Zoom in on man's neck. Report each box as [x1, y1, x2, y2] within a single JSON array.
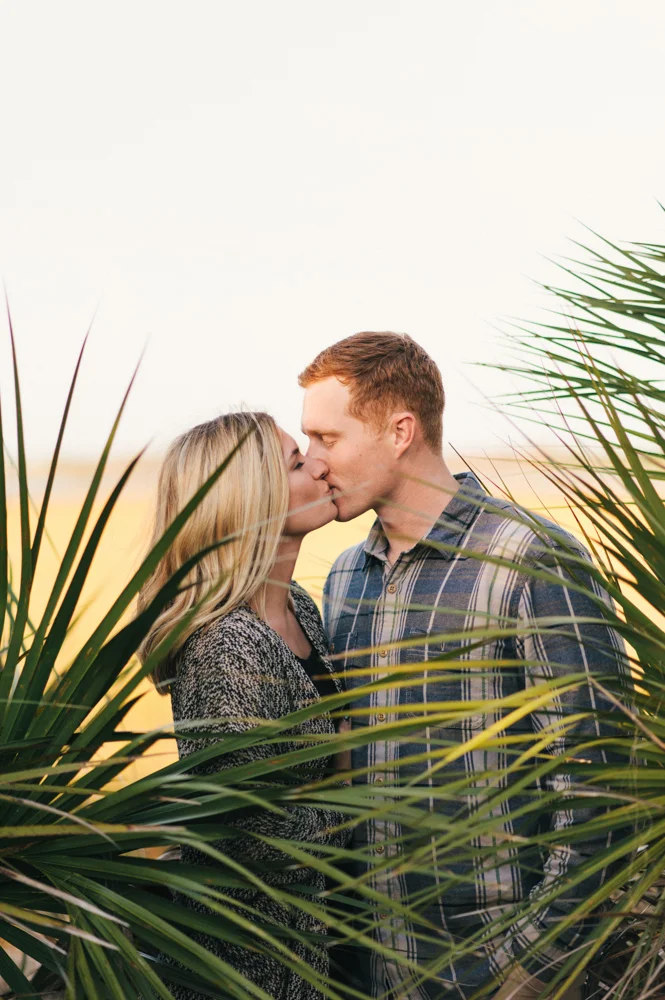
[[376, 456, 460, 567]]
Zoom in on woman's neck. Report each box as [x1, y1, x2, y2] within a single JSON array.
[[262, 535, 302, 622]]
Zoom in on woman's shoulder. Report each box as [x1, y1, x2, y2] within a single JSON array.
[[171, 606, 288, 718], [180, 604, 272, 667]]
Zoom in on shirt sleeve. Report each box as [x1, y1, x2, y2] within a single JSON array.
[[508, 542, 631, 982]]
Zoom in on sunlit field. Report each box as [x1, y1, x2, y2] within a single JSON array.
[[6, 452, 602, 785]]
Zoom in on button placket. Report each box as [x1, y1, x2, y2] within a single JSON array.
[[369, 566, 402, 865]]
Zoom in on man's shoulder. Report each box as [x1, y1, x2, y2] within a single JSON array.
[[475, 491, 589, 563]]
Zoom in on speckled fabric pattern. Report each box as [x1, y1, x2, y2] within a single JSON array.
[[161, 582, 351, 1000]]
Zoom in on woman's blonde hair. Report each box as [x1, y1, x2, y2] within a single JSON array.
[[136, 411, 289, 692]]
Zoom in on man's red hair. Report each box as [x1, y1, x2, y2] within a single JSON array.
[[298, 331, 444, 451]]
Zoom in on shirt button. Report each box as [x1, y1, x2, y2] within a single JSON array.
[[387, 583, 397, 593], [375, 844, 385, 854], [379, 649, 388, 657], [377, 712, 386, 722]]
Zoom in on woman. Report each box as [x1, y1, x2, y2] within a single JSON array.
[[137, 411, 352, 1000]]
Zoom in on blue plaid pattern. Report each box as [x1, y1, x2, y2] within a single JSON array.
[[324, 472, 627, 998]]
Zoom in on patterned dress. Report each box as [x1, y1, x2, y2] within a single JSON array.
[[163, 583, 351, 1000]]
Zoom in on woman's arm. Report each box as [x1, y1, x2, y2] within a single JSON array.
[[175, 631, 351, 848]]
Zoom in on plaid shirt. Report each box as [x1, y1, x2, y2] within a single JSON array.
[[323, 472, 627, 999]]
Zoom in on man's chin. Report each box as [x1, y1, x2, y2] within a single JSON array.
[[329, 500, 342, 522], [332, 498, 367, 523]]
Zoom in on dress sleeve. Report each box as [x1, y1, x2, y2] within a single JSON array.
[[175, 631, 351, 850]]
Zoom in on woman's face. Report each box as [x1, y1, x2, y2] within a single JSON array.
[[279, 428, 336, 537]]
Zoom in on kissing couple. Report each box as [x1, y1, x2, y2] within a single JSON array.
[[138, 331, 624, 1000]]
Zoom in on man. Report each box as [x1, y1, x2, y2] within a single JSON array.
[[299, 332, 627, 1000]]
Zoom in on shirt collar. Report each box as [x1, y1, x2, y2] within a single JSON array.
[[362, 471, 487, 568]]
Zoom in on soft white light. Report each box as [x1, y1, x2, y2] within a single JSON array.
[[1, 0, 664, 460]]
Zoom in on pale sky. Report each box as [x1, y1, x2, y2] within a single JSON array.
[[1, 0, 665, 462]]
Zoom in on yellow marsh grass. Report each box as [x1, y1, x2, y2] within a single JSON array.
[[7, 453, 644, 789], [6, 476, 373, 785]]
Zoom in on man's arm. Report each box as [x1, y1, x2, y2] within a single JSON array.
[[508, 542, 630, 983], [322, 565, 333, 636]]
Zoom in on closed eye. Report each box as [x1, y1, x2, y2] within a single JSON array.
[[290, 445, 305, 471]]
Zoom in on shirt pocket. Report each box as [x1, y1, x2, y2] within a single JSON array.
[[400, 627, 485, 732]]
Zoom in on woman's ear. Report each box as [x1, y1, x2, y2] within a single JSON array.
[[392, 412, 416, 458]]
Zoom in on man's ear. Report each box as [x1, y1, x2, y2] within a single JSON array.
[[392, 412, 416, 458]]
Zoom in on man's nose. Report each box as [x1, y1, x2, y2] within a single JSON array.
[[305, 439, 324, 463], [309, 457, 330, 480]]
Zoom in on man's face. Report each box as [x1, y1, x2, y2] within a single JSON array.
[[302, 377, 395, 521]]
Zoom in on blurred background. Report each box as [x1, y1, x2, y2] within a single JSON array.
[[3, 0, 665, 780]]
